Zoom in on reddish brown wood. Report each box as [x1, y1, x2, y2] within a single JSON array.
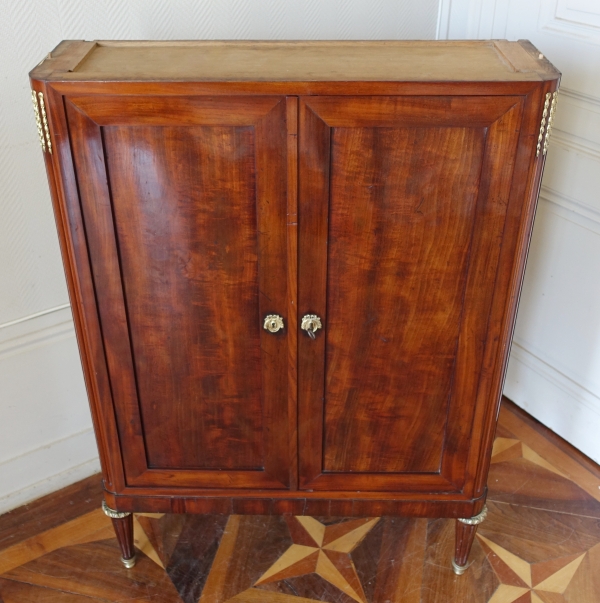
[[108, 124, 263, 472], [48, 79, 542, 97], [110, 514, 135, 563], [5, 399, 600, 602], [297, 95, 526, 494], [322, 124, 483, 475], [42, 83, 126, 494], [301, 94, 523, 127], [286, 96, 299, 492], [63, 95, 291, 490], [297, 98, 330, 487], [65, 99, 146, 483], [0, 474, 103, 552], [440, 101, 525, 491], [468, 85, 551, 498], [63, 94, 282, 126], [29, 40, 560, 574], [105, 492, 484, 518], [106, 486, 484, 503], [255, 98, 291, 488], [454, 521, 479, 569]]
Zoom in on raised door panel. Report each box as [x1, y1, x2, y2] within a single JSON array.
[[64, 95, 291, 489], [298, 95, 526, 492]]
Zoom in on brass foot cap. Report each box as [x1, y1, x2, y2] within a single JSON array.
[[452, 559, 468, 575], [121, 554, 137, 569]]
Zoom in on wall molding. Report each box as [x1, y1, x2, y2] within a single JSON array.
[[0, 303, 71, 331], [436, 0, 480, 39], [0, 304, 75, 361], [540, 0, 600, 45], [555, 0, 600, 29], [539, 186, 600, 236], [552, 86, 600, 160], [505, 341, 600, 463], [436, 0, 508, 40], [510, 340, 600, 417], [436, 0, 453, 39], [560, 86, 600, 110], [552, 130, 600, 162]]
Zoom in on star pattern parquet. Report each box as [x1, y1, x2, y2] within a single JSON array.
[[255, 516, 379, 602], [0, 400, 599, 603]]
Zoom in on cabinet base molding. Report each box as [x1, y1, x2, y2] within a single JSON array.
[[103, 490, 488, 519]]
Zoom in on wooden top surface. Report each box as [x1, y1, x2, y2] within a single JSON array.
[[31, 40, 559, 82]]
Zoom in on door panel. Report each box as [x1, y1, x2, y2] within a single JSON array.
[[324, 126, 484, 474], [105, 125, 262, 471], [65, 96, 291, 489], [298, 96, 524, 492]]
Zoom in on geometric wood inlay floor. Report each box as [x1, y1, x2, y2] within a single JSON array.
[[0, 399, 599, 602]]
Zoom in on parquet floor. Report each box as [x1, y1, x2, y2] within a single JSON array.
[[0, 400, 599, 603]]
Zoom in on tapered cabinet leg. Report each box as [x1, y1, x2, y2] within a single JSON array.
[[102, 501, 137, 568], [452, 505, 488, 575]]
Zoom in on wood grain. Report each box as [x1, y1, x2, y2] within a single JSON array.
[[495, 402, 600, 505], [43, 82, 127, 493], [66, 99, 147, 482], [323, 125, 484, 474], [298, 95, 528, 495], [286, 97, 299, 492], [0, 510, 113, 575], [3, 541, 183, 602], [0, 474, 102, 552], [29, 43, 560, 576], [47, 79, 542, 98], [2, 401, 599, 602], [297, 99, 330, 488], [65, 95, 291, 489], [106, 123, 263, 471], [0, 578, 108, 603], [110, 513, 135, 562], [467, 84, 546, 500]]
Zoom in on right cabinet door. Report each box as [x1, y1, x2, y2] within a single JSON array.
[[298, 94, 530, 493]]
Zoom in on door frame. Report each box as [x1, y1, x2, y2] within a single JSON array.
[[296, 93, 543, 494], [57, 92, 297, 490]]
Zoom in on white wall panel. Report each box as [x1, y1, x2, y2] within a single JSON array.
[[514, 199, 600, 399], [439, 0, 600, 463], [0, 0, 440, 511], [0, 307, 99, 514]]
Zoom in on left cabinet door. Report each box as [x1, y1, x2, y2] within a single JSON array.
[[63, 95, 292, 489]]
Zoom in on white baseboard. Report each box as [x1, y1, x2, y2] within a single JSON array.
[[0, 428, 100, 514], [504, 342, 600, 465]]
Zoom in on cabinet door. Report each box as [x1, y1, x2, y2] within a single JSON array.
[[65, 95, 292, 489], [298, 95, 527, 492]]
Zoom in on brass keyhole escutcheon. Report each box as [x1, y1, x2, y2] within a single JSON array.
[[301, 314, 322, 339], [264, 314, 284, 333]]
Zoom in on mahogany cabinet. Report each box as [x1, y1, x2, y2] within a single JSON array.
[[30, 40, 560, 573]]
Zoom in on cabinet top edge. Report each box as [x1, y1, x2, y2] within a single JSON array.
[[30, 39, 560, 83]]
